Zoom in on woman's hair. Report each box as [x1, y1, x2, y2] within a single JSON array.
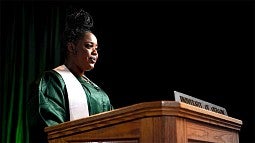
[[63, 8, 94, 46]]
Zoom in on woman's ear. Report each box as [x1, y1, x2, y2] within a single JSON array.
[[67, 42, 77, 55]]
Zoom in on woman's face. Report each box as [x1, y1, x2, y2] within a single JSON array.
[[73, 32, 98, 72]]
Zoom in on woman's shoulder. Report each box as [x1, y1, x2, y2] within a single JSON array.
[[39, 69, 65, 87], [42, 69, 61, 78]]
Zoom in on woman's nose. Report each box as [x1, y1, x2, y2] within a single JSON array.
[[91, 48, 98, 55]]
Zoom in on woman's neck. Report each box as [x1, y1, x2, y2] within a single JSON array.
[[64, 60, 84, 77]]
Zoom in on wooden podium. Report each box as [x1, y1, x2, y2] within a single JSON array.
[[45, 101, 242, 143]]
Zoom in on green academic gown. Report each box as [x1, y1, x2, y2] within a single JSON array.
[[26, 70, 113, 143]]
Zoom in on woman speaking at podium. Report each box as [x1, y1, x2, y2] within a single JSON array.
[[26, 8, 114, 143]]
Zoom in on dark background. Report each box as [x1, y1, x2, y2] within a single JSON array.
[[1, 0, 254, 142]]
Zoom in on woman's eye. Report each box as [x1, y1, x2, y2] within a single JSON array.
[[84, 43, 98, 51], [85, 44, 92, 48]]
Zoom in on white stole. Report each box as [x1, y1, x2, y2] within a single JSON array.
[[53, 65, 89, 121]]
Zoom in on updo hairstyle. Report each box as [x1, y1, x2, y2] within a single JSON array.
[[63, 8, 94, 46]]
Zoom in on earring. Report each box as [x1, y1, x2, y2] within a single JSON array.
[[72, 47, 77, 55]]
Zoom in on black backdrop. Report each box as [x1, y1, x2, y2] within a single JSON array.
[[1, 0, 254, 142]]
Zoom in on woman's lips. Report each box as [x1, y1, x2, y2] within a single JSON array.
[[89, 57, 97, 63]]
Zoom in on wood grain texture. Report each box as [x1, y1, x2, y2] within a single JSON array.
[[45, 101, 242, 143]]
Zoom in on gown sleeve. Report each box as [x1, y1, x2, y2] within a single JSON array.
[[38, 70, 69, 126], [26, 70, 69, 143]]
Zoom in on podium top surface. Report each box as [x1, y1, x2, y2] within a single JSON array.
[[45, 100, 242, 134]]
